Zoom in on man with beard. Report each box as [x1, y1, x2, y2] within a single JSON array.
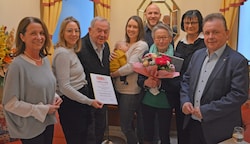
[[144, 3, 162, 48]]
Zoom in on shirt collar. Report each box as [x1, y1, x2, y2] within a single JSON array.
[[145, 24, 151, 32], [206, 44, 226, 58], [180, 32, 204, 44], [89, 37, 105, 52]]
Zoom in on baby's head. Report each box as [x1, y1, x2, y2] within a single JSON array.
[[115, 41, 129, 52]]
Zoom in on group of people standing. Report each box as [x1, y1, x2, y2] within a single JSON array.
[[1, 3, 249, 144]]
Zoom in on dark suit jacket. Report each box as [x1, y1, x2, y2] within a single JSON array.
[[77, 33, 110, 99], [180, 45, 249, 144]]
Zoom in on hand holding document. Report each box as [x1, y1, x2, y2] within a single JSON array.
[[90, 73, 118, 105]]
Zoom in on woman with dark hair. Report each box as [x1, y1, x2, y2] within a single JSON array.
[[111, 15, 148, 144], [177, 9, 204, 74], [173, 9, 205, 144], [2, 17, 62, 144]]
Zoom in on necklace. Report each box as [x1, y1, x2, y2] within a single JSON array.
[[24, 52, 42, 62]]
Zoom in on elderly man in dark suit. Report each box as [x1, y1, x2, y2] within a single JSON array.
[[180, 13, 249, 144], [77, 16, 110, 144]]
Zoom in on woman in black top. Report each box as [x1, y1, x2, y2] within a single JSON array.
[[174, 9, 205, 144]]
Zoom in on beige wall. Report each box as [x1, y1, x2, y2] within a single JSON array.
[[0, 0, 40, 33], [1, 0, 221, 48], [109, 0, 221, 48]]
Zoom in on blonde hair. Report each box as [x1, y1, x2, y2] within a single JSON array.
[[55, 16, 82, 52]]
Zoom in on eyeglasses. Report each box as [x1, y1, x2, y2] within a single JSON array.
[[184, 22, 199, 25], [65, 29, 80, 33], [155, 37, 170, 41]]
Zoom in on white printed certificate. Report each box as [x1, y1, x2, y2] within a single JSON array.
[[90, 73, 118, 105]]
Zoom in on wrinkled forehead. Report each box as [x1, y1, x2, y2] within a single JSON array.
[[92, 20, 110, 30]]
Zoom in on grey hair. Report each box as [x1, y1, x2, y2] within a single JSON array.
[[151, 23, 173, 39], [90, 16, 110, 29]]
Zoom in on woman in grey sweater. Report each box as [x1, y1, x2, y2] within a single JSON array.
[[2, 17, 62, 144], [52, 16, 103, 144]]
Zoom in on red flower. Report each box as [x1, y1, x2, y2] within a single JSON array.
[[161, 55, 171, 62], [155, 55, 171, 66], [155, 57, 167, 66]]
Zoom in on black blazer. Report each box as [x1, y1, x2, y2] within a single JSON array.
[[77, 33, 110, 99]]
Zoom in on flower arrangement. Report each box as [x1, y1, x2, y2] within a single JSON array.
[[133, 53, 179, 79], [0, 25, 15, 86], [141, 53, 175, 72], [133, 53, 179, 95]]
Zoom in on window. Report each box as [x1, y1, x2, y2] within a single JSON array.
[[238, 0, 250, 64], [52, 0, 94, 44]]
